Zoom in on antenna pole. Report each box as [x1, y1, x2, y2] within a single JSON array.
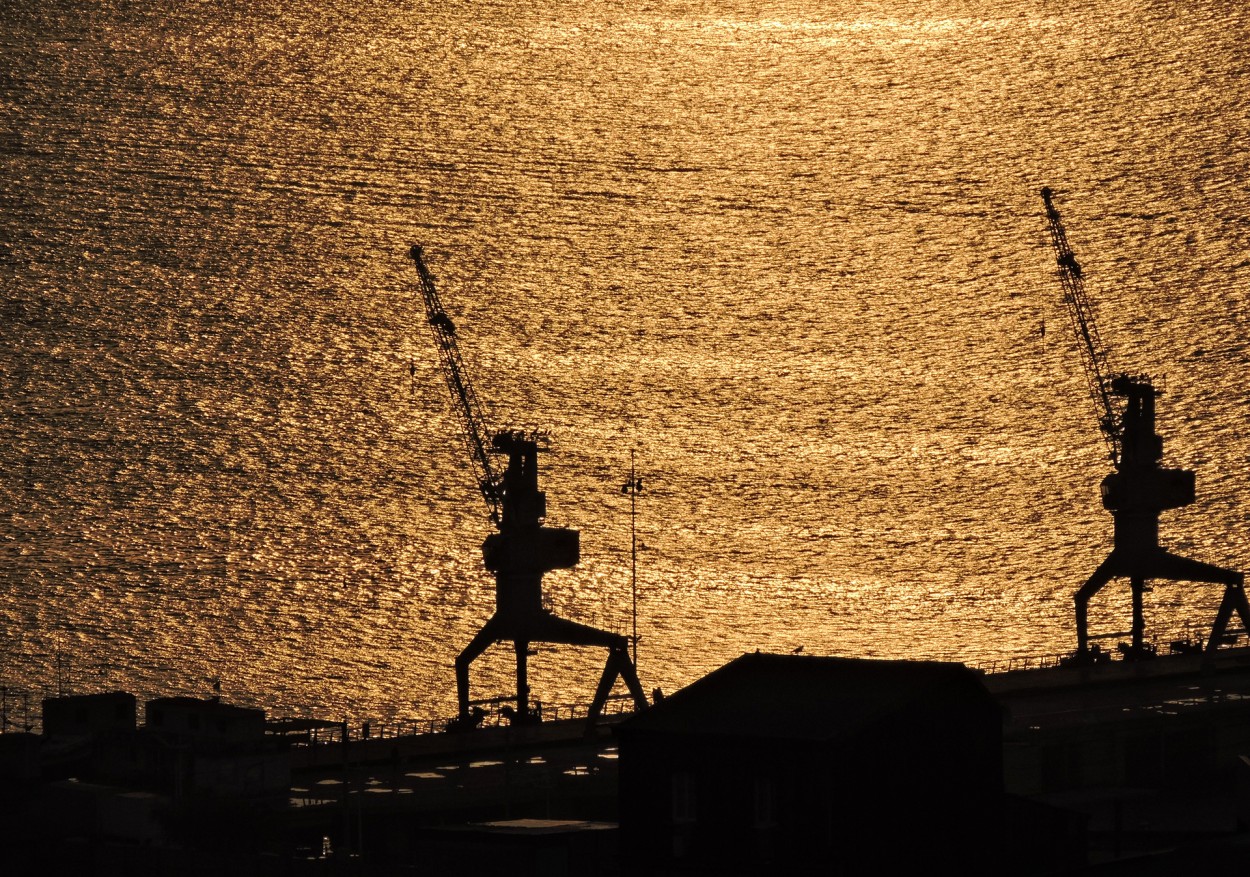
[[622, 449, 643, 666], [631, 451, 637, 666]]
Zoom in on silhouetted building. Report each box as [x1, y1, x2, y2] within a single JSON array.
[[38, 691, 139, 781], [145, 695, 265, 744], [34, 692, 288, 802], [616, 653, 1006, 875], [42, 691, 136, 738], [990, 659, 1250, 796], [134, 696, 286, 799]]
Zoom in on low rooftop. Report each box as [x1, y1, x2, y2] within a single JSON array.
[[618, 651, 995, 742]]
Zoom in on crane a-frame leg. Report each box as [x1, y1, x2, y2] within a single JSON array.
[[1075, 548, 1247, 660], [1204, 579, 1250, 660], [451, 610, 649, 731], [531, 613, 649, 721], [587, 644, 649, 723], [1075, 556, 1118, 655], [453, 615, 506, 725]]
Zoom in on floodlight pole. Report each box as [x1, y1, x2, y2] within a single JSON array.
[[622, 449, 643, 666]]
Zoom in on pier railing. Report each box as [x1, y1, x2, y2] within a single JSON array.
[[973, 653, 1069, 675], [271, 691, 641, 747], [9, 630, 1245, 740], [972, 627, 1239, 675], [278, 632, 1239, 748]]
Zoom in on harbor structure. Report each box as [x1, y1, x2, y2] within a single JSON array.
[[410, 246, 649, 729], [1039, 188, 1250, 660], [7, 645, 1250, 873]]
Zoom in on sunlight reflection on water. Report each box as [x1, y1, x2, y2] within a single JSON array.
[[1, 0, 1248, 722]]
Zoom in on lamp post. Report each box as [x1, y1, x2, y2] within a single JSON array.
[[621, 449, 643, 666]]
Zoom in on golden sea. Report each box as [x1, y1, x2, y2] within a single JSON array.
[[1, 0, 1248, 723]]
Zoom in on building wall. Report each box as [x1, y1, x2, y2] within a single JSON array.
[[620, 700, 1004, 875], [42, 692, 136, 738], [145, 698, 265, 745], [1003, 701, 1250, 796]]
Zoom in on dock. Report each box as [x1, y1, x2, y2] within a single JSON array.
[[6, 648, 1250, 874]]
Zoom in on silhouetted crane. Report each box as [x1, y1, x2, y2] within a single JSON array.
[[1041, 188, 1250, 662], [410, 245, 648, 728]]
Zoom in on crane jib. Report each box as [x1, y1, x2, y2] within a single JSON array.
[[409, 245, 503, 523], [1040, 189, 1122, 464]]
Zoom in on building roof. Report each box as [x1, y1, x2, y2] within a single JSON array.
[[618, 652, 994, 743], [42, 690, 136, 708], [146, 696, 263, 719]]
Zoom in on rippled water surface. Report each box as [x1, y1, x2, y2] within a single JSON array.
[[2, 0, 1249, 722]]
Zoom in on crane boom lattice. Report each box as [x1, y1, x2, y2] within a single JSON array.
[[1041, 187, 1121, 462], [410, 245, 502, 523]]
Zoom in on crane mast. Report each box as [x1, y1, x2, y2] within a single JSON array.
[[1039, 188, 1249, 663]]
